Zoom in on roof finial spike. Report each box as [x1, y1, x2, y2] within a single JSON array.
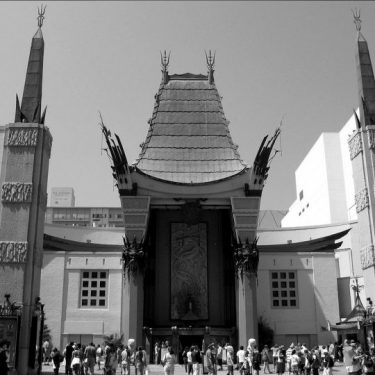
[[205, 50, 216, 84], [352, 8, 361, 32], [160, 50, 170, 72], [37, 4, 46, 28], [160, 50, 170, 84]]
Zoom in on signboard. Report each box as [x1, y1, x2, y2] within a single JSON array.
[[0, 316, 20, 369]]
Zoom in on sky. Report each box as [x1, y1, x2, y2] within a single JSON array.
[[1, 1, 375, 210]]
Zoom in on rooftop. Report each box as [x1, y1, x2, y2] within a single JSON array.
[[134, 73, 248, 184]]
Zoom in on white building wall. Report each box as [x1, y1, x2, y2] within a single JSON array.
[[40, 250, 123, 349], [282, 134, 333, 227], [282, 111, 359, 228], [257, 252, 339, 347]]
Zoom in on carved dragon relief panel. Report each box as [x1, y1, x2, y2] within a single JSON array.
[[348, 133, 362, 160], [0, 242, 28, 263], [170, 223, 208, 320], [1, 183, 33, 203], [360, 245, 375, 270], [7, 128, 38, 147], [355, 187, 369, 213]]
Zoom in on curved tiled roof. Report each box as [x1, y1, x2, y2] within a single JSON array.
[[134, 73, 248, 184]]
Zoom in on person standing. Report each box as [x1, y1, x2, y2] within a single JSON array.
[[163, 346, 177, 375], [251, 345, 261, 375], [216, 344, 223, 371], [121, 345, 131, 375], [225, 345, 234, 375], [0, 340, 9, 375], [271, 345, 279, 373], [237, 346, 246, 375], [187, 346, 194, 375], [276, 346, 286, 375], [191, 346, 202, 375], [96, 345, 103, 370], [206, 344, 216, 375], [65, 342, 74, 375]]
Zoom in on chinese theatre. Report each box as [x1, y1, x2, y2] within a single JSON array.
[[101, 51, 280, 350]]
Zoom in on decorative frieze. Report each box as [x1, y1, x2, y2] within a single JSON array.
[[1, 183, 33, 203], [360, 245, 375, 270], [0, 242, 28, 263], [355, 187, 369, 213], [348, 133, 362, 160], [368, 129, 375, 149], [7, 128, 38, 146]]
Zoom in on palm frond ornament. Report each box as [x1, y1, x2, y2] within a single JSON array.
[[122, 236, 145, 282], [233, 237, 259, 281]]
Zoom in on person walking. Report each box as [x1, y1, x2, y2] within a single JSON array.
[[182, 347, 189, 373], [84, 342, 96, 375], [71, 345, 82, 375], [51, 347, 63, 375], [121, 345, 131, 375], [206, 344, 216, 375], [262, 345, 272, 374], [163, 346, 177, 375], [135, 346, 147, 375]]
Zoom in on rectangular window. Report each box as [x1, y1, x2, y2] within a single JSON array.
[[80, 270, 108, 309], [270, 271, 298, 308]]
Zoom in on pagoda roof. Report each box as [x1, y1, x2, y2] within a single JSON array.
[[134, 73, 248, 184]]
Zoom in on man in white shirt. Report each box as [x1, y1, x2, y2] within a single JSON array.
[[237, 346, 246, 375]]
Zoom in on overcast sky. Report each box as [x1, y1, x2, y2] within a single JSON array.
[[1, 1, 375, 210]]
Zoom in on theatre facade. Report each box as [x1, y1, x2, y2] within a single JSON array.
[[40, 52, 348, 351]]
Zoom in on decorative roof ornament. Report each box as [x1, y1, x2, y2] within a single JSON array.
[[352, 8, 362, 32], [37, 4, 46, 28], [160, 50, 170, 84], [205, 50, 216, 84]]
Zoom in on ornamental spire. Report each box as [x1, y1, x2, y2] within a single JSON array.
[[37, 4, 46, 28], [160, 50, 170, 84], [353, 10, 375, 125], [15, 6, 46, 124], [205, 50, 215, 84]]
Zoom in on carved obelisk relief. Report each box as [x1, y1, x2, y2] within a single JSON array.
[[349, 11, 375, 300], [0, 7, 52, 375]]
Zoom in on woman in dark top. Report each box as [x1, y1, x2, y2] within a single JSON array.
[[0, 340, 10, 375]]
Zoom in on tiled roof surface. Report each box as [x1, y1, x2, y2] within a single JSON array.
[[135, 75, 247, 184]]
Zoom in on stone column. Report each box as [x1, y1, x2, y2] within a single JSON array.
[[122, 272, 144, 345], [0, 123, 52, 375], [237, 273, 258, 347]]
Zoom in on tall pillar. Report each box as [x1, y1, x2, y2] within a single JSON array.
[[0, 122, 52, 375], [231, 197, 260, 347], [122, 272, 144, 345], [120, 196, 150, 345]]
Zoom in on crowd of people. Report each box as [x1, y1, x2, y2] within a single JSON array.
[[5, 337, 373, 375]]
